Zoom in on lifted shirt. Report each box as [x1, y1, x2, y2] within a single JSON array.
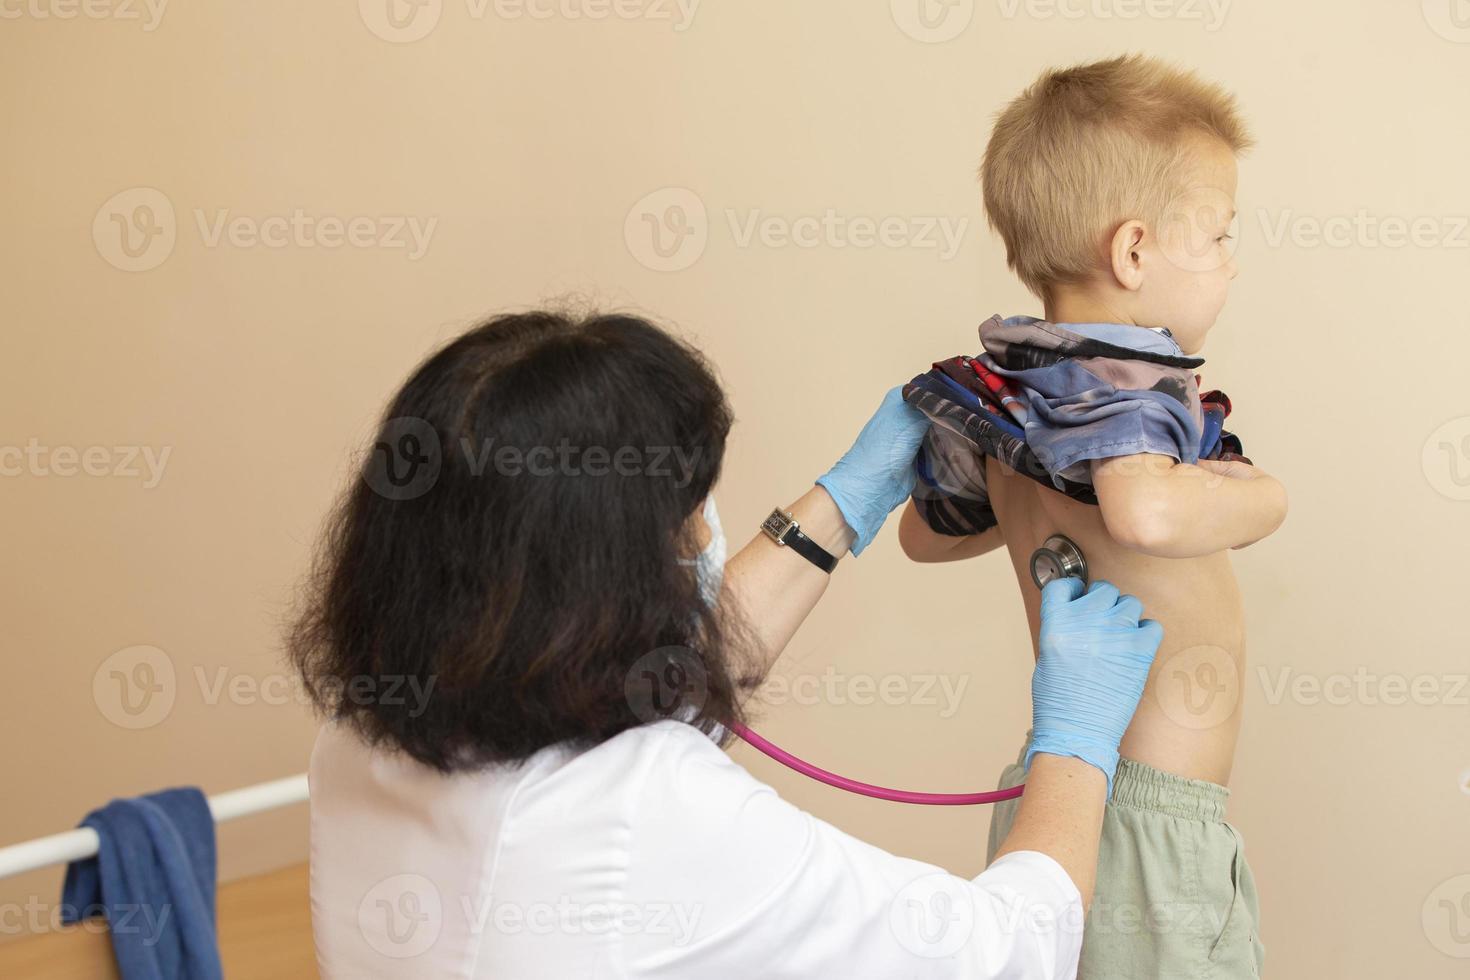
[[903, 315, 1248, 537]]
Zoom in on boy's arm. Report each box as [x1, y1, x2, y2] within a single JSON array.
[[1091, 453, 1288, 558], [897, 498, 1006, 562]]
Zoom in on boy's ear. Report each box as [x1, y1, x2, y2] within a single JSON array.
[[1108, 220, 1147, 292]]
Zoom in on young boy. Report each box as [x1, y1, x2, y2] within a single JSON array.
[[899, 55, 1287, 977]]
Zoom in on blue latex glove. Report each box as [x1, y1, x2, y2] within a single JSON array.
[[1025, 577, 1164, 799], [815, 386, 929, 557]]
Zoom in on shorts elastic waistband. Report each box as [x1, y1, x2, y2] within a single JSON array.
[[1018, 729, 1228, 822]]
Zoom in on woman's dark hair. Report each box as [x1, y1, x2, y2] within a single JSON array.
[[289, 309, 756, 771]]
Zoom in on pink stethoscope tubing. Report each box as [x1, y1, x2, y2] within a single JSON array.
[[725, 539, 1096, 805], [731, 723, 1023, 806]]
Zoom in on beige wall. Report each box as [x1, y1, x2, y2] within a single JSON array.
[[2, 2, 1468, 976]]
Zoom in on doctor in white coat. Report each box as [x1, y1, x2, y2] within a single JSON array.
[[292, 309, 1162, 978]]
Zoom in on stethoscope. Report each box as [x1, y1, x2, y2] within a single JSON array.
[[731, 535, 1088, 805]]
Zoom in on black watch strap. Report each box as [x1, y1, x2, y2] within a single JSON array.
[[761, 508, 839, 573]]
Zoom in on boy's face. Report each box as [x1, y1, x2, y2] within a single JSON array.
[[1139, 137, 1239, 355]]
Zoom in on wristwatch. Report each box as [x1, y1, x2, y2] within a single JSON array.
[[760, 507, 839, 573]]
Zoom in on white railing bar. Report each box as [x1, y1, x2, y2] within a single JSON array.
[[0, 773, 308, 881]]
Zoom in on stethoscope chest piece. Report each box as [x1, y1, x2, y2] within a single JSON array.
[[1029, 534, 1088, 589]]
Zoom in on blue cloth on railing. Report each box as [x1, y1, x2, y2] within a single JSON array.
[[60, 787, 223, 980]]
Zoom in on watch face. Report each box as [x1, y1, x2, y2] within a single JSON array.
[[761, 510, 792, 541]]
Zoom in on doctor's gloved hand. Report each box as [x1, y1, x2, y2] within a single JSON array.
[[815, 386, 928, 557], [1025, 577, 1164, 799]]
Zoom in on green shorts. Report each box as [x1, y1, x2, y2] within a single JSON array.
[[986, 731, 1266, 979]]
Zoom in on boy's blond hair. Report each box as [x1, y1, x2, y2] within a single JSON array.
[[980, 54, 1253, 300]]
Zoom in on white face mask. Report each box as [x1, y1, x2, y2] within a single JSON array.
[[677, 495, 726, 607]]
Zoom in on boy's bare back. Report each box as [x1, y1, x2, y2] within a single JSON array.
[[986, 454, 1245, 785]]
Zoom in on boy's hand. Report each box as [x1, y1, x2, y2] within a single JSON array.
[[897, 499, 1006, 562], [1195, 459, 1288, 549], [1196, 458, 1263, 481], [1094, 452, 1288, 557]]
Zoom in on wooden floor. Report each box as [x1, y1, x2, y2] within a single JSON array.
[[0, 863, 317, 979]]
